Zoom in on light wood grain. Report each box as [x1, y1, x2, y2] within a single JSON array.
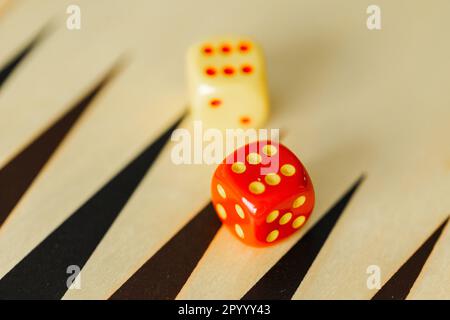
[[0, 0, 58, 68], [0, 0, 124, 168], [62, 0, 364, 299], [0, 0, 195, 293], [179, 0, 450, 299], [291, 1, 450, 299], [0, 0, 449, 299], [63, 117, 216, 299], [0, 0, 10, 16], [0, 52, 185, 281]]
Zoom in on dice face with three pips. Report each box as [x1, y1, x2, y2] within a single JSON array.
[[187, 36, 269, 129], [211, 141, 315, 246]]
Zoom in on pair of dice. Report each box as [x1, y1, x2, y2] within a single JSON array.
[[187, 36, 314, 246]]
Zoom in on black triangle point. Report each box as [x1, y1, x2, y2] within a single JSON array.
[[372, 216, 449, 300], [110, 202, 222, 300], [0, 107, 183, 299], [0, 64, 121, 228], [242, 175, 365, 300], [0, 25, 49, 88]]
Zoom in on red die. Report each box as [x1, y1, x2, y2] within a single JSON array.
[[211, 140, 315, 246]]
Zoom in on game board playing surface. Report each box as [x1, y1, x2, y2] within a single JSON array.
[[0, 0, 449, 300]]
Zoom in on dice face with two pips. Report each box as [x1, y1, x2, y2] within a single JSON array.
[[187, 36, 269, 129], [211, 141, 315, 246]]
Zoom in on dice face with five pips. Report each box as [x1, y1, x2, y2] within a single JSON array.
[[187, 36, 269, 129], [211, 141, 315, 246]]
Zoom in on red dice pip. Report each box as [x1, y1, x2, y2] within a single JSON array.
[[211, 140, 315, 246]]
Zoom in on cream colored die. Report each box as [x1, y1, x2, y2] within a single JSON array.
[[187, 36, 269, 129]]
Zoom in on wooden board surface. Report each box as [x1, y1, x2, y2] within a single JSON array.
[[0, 0, 449, 300]]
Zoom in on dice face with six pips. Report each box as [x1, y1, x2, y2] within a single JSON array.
[[211, 141, 315, 246], [187, 36, 269, 129]]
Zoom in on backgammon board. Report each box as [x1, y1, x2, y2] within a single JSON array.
[[0, 0, 449, 300]]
